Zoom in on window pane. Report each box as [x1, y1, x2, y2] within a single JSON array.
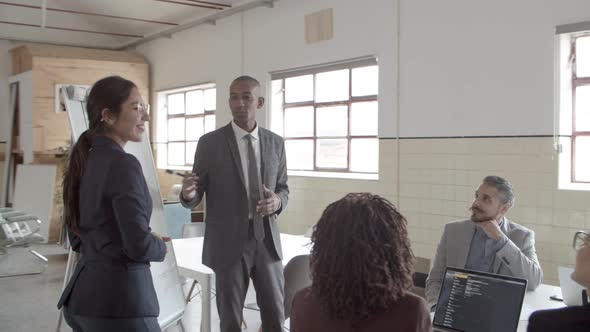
[[168, 93, 185, 115], [186, 118, 204, 141], [352, 65, 378, 96], [186, 141, 198, 165], [350, 101, 378, 136], [186, 90, 204, 115], [575, 85, 590, 132], [204, 89, 216, 111], [316, 139, 347, 169], [574, 136, 590, 182], [315, 69, 349, 102], [156, 143, 167, 169], [350, 138, 378, 173], [577, 36, 590, 78], [271, 80, 284, 136], [284, 106, 314, 137], [168, 118, 185, 141], [285, 140, 314, 170], [316, 105, 347, 137], [205, 115, 216, 133], [285, 75, 313, 103], [168, 142, 185, 166]]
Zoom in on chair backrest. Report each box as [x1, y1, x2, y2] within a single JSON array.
[[284, 254, 312, 319], [411, 256, 431, 298], [163, 202, 191, 239], [0, 208, 44, 247], [182, 222, 206, 238]]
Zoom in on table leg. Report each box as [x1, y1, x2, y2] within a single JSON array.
[[195, 274, 211, 332]]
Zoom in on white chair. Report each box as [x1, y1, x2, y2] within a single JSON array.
[[0, 208, 48, 277], [0, 208, 45, 247]]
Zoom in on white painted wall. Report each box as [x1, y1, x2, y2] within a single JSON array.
[[137, 0, 397, 136], [139, 0, 590, 138], [399, 0, 590, 137]]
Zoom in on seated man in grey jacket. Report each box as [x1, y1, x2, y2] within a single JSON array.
[[425, 175, 542, 309]]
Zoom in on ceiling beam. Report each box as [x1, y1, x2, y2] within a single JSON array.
[[153, 0, 224, 10], [182, 0, 232, 8], [0, 1, 178, 26], [0, 36, 121, 50], [122, 0, 275, 49], [0, 20, 143, 38]]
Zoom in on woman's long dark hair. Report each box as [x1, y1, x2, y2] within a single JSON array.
[[310, 193, 415, 325], [62, 76, 136, 233]]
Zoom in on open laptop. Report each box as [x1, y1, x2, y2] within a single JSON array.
[[558, 266, 586, 306], [432, 267, 527, 332]]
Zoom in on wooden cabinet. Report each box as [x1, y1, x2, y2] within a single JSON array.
[[8, 44, 150, 242], [10, 44, 149, 152]]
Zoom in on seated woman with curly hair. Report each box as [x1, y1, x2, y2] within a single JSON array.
[[290, 193, 432, 332]]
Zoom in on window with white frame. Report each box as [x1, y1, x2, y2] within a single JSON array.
[[556, 24, 590, 190], [155, 84, 216, 169], [270, 58, 379, 176]]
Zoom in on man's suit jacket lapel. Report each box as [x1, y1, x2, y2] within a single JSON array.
[[223, 124, 247, 193], [457, 221, 476, 268]]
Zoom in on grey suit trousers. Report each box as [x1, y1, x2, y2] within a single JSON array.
[[215, 221, 285, 332]]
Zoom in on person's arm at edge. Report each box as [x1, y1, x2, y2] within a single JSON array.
[[272, 139, 289, 215]]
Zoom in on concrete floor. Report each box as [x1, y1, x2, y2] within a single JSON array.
[[0, 244, 269, 332]]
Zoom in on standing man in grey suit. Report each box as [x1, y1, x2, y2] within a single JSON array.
[[180, 75, 289, 332], [425, 175, 542, 309]]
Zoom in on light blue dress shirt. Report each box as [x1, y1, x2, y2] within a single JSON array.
[[464, 217, 509, 273]]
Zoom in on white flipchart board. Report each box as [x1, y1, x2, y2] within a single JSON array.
[[61, 85, 185, 329]]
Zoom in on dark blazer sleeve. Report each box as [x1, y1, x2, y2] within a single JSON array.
[[274, 138, 289, 215], [67, 227, 81, 253], [109, 154, 166, 262], [527, 306, 590, 332]]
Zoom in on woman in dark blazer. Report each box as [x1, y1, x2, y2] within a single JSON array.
[[57, 76, 168, 332], [290, 193, 432, 332], [527, 230, 590, 332]]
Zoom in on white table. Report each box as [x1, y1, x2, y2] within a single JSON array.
[[517, 284, 566, 331], [174, 235, 565, 332], [172, 233, 311, 332]]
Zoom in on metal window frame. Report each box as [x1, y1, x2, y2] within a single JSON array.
[[571, 35, 590, 183], [274, 59, 379, 174], [165, 87, 216, 167]]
